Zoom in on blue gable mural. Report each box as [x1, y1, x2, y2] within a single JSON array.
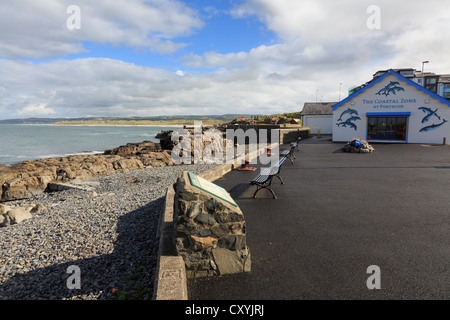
[[376, 81, 405, 96], [336, 108, 360, 131], [418, 107, 448, 132]]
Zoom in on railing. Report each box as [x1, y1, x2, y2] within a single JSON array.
[[309, 127, 321, 138]]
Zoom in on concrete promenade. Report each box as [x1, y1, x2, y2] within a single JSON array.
[[188, 136, 450, 299]]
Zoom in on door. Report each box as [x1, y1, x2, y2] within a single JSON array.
[[367, 116, 408, 141]]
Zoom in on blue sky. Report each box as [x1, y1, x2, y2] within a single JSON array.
[[63, 2, 278, 70], [1, 0, 450, 119]]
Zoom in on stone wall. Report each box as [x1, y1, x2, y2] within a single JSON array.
[[279, 128, 309, 144], [173, 171, 251, 279]]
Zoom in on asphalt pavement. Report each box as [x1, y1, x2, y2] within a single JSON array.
[[188, 136, 450, 300]]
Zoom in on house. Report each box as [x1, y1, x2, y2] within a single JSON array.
[[301, 102, 337, 134], [332, 69, 450, 144]]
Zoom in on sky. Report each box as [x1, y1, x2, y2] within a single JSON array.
[[1, 0, 450, 120]]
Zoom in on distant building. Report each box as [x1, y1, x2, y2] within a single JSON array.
[[301, 102, 337, 134]]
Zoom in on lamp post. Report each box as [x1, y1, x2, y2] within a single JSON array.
[[421, 61, 429, 87], [339, 82, 342, 101]]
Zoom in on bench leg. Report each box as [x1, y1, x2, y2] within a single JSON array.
[[252, 185, 277, 199], [252, 187, 261, 198], [268, 188, 277, 199], [275, 174, 284, 184]]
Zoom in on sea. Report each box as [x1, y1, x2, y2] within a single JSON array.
[[0, 124, 181, 165]]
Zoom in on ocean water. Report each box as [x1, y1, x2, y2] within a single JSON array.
[[0, 124, 180, 165]]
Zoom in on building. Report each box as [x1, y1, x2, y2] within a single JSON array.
[[350, 68, 450, 100], [332, 69, 450, 144], [301, 102, 337, 134]]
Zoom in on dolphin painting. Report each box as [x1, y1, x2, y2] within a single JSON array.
[[376, 82, 405, 96], [336, 119, 357, 131], [418, 107, 441, 123], [346, 116, 361, 122], [419, 119, 448, 132], [338, 108, 358, 121], [391, 86, 405, 94]]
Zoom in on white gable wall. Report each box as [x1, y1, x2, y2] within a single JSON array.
[[333, 73, 450, 144], [302, 115, 333, 134]]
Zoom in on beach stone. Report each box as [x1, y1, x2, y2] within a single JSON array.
[[0, 214, 9, 227], [173, 171, 250, 278], [0, 204, 11, 215], [30, 204, 47, 213], [3, 207, 32, 226]]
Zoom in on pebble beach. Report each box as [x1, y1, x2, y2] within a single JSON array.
[[0, 163, 216, 300]]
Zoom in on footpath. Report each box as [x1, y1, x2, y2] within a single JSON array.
[[187, 137, 450, 299]]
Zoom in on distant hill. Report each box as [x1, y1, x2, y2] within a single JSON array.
[[0, 117, 83, 124], [0, 115, 260, 125]]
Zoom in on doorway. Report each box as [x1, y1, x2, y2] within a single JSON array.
[[367, 116, 408, 141]]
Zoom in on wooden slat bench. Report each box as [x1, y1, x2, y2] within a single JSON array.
[[249, 156, 288, 199]]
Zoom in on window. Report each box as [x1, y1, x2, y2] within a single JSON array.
[[400, 70, 414, 77], [426, 85, 437, 93], [367, 116, 407, 141]]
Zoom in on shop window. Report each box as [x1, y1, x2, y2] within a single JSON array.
[[367, 116, 407, 141]]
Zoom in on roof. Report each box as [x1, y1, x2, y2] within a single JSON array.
[[374, 68, 416, 79], [332, 69, 450, 111], [302, 102, 337, 115]]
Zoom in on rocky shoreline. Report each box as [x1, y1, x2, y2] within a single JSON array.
[[0, 140, 174, 203], [0, 132, 226, 299], [0, 163, 217, 300]]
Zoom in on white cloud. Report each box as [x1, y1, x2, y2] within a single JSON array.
[[14, 103, 57, 117], [2, 1, 450, 120], [0, 57, 309, 119], [0, 0, 203, 59], [181, 0, 450, 104], [227, 0, 450, 71]]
